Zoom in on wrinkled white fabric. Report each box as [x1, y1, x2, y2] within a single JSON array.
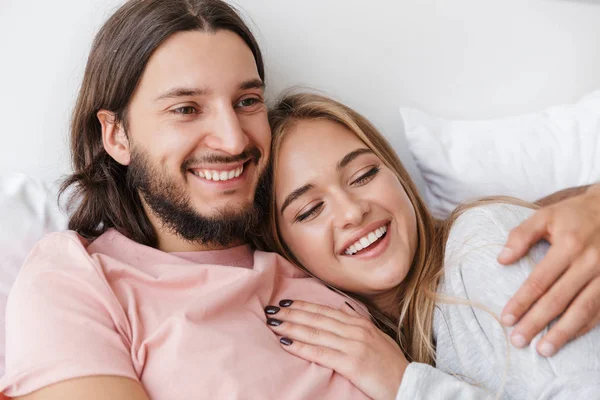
[[396, 204, 600, 399]]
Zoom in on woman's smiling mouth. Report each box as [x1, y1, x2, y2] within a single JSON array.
[[339, 220, 391, 257], [344, 225, 388, 255]]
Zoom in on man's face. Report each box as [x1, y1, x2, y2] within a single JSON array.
[[121, 30, 271, 246]]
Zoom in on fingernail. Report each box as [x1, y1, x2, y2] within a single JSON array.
[[538, 341, 555, 357], [511, 333, 527, 348], [264, 306, 280, 315], [498, 247, 513, 261], [280, 337, 293, 346], [267, 318, 283, 327], [345, 301, 356, 311], [279, 299, 293, 307], [501, 314, 516, 326]]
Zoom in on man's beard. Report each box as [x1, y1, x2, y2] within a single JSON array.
[[126, 148, 269, 247]]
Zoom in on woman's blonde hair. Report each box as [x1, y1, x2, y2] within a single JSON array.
[[264, 92, 536, 368], [266, 92, 442, 364]]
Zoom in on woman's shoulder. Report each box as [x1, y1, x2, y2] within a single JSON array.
[[444, 203, 538, 265], [440, 202, 548, 305], [448, 202, 536, 245], [434, 203, 544, 383]]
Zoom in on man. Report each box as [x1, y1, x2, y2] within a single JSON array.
[[0, 0, 599, 399]]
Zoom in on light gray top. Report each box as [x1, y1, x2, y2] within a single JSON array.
[[395, 204, 600, 399]]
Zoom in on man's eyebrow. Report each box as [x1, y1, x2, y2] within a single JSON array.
[[154, 79, 263, 102], [155, 87, 208, 101], [239, 78, 265, 91], [337, 148, 374, 170], [280, 184, 314, 216]]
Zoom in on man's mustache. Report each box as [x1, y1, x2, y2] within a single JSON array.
[[181, 146, 262, 170]]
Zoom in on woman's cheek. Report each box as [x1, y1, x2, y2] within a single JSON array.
[[296, 229, 328, 276], [288, 230, 313, 262]]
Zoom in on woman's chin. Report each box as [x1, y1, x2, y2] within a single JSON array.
[[366, 271, 410, 295], [350, 278, 405, 299]]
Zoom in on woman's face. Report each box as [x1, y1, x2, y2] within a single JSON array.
[[274, 119, 418, 298]]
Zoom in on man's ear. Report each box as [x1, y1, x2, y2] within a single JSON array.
[[98, 109, 131, 166]]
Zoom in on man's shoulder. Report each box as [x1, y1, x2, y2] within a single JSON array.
[[21, 230, 99, 276], [253, 249, 312, 279], [31, 230, 89, 255]]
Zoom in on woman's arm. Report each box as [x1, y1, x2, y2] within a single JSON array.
[[441, 204, 600, 398], [498, 183, 600, 355], [15, 377, 149, 400], [264, 300, 494, 400], [397, 364, 493, 400]]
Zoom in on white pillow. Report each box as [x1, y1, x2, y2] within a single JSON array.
[[0, 173, 68, 375], [402, 90, 600, 218]]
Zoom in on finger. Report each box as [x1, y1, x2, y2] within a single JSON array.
[[498, 210, 549, 264], [501, 244, 576, 326], [509, 249, 596, 348], [536, 276, 600, 357], [342, 300, 364, 317], [575, 308, 600, 339], [267, 307, 367, 340], [277, 299, 369, 327], [278, 338, 352, 375], [268, 318, 353, 352]]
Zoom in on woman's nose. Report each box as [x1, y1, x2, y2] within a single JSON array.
[[333, 191, 370, 229]]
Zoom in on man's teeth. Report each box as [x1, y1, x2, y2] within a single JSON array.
[[191, 166, 244, 181], [344, 225, 388, 255]]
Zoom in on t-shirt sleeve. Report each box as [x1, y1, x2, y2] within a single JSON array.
[[436, 203, 600, 399], [0, 233, 138, 397], [395, 362, 494, 399]]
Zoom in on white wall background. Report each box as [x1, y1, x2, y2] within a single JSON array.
[[1, 0, 600, 189]]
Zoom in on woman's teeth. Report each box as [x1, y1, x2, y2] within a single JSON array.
[[191, 165, 243, 181], [344, 225, 388, 255]]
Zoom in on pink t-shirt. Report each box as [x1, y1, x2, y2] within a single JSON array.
[[0, 229, 368, 399]]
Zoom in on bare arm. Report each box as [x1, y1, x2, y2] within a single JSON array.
[[534, 185, 591, 207], [14, 376, 149, 400]]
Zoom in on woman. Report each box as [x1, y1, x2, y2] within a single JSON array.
[[262, 93, 600, 399]]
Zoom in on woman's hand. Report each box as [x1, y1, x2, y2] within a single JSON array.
[[264, 299, 408, 400], [499, 183, 600, 356]]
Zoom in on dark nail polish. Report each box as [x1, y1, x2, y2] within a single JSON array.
[[344, 301, 356, 311], [279, 299, 294, 307], [280, 337, 293, 346], [264, 306, 280, 315], [267, 318, 283, 326]]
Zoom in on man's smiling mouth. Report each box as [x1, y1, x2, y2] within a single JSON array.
[[190, 164, 244, 182]]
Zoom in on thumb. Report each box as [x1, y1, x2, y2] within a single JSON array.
[[343, 300, 370, 319], [498, 209, 549, 264]]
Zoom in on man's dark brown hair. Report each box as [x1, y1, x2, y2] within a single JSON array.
[[60, 0, 265, 247]]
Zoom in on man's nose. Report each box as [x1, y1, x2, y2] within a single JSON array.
[[204, 103, 250, 156]]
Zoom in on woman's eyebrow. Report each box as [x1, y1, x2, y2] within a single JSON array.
[[337, 148, 373, 170], [280, 184, 314, 215], [280, 148, 373, 216]]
